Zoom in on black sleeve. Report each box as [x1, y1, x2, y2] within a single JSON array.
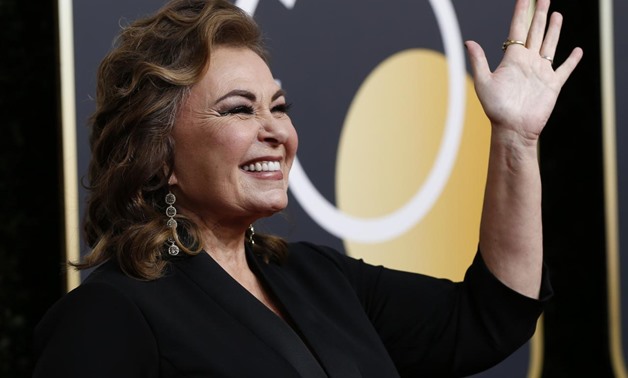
[[33, 282, 159, 378], [306, 243, 552, 377]]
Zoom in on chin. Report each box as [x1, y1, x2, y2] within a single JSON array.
[[265, 191, 288, 208], [266, 200, 288, 213], [250, 197, 288, 217]]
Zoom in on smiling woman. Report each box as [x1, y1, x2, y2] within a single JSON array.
[[33, 0, 582, 376], [169, 47, 298, 238], [71, 1, 292, 278], [167, 46, 299, 284]]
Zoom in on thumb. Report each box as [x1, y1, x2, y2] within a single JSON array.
[[465, 40, 490, 84]]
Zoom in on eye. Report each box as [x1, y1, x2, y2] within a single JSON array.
[[218, 105, 254, 116], [272, 102, 292, 115]]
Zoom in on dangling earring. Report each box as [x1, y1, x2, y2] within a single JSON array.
[[248, 224, 255, 246], [165, 191, 179, 256]]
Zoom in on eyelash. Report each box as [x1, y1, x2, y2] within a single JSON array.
[[218, 103, 292, 116], [273, 103, 292, 114], [219, 105, 254, 116]]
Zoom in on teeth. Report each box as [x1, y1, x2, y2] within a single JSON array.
[[242, 161, 281, 172]]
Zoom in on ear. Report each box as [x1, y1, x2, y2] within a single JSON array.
[[165, 163, 178, 186], [168, 171, 178, 186]]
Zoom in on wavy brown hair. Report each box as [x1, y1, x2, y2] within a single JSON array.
[[75, 0, 287, 280]]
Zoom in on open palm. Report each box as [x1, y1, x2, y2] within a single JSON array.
[[466, 0, 583, 145]]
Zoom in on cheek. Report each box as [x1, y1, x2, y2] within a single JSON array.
[[212, 126, 258, 161], [287, 124, 299, 159]]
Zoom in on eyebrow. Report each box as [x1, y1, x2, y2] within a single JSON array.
[[214, 88, 287, 104]]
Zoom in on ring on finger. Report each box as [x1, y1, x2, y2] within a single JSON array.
[[540, 55, 554, 63], [502, 39, 526, 51]]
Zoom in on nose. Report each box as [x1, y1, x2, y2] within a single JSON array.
[[258, 111, 292, 146]]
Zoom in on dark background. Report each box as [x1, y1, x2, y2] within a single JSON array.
[[0, 0, 616, 377], [0, 0, 64, 377]]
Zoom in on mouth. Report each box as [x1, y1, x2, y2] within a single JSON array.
[[240, 160, 281, 172]]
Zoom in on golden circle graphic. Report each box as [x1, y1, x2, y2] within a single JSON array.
[[338, 49, 489, 280]]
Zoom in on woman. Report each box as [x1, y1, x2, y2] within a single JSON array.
[[34, 0, 582, 376]]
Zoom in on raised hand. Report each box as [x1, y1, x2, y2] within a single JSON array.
[[466, 0, 583, 298], [465, 0, 583, 146]]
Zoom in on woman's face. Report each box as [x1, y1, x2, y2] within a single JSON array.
[[169, 46, 298, 229]]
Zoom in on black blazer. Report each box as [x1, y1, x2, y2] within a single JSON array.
[[33, 242, 551, 377]]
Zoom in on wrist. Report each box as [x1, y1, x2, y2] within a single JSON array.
[[488, 128, 541, 175], [490, 127, 539, 158]]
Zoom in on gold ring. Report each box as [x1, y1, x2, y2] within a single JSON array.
[[502, 39, 526, 51], [541, 55, 554, 63]]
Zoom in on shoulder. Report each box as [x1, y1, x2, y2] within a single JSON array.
[[33, 276, 159, 377], [284, 241, 363, 273], [280, 241, 387, 290], [33, 261, 160, 376], [35, 263, 152, 344], [39, 258, 184, 323]]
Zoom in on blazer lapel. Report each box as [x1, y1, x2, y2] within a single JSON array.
[[173, 251, 327, 378], [250, 249, 364, 378]]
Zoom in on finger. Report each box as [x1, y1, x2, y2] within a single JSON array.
[[508, 0, 533, 42], [465, 41, 491, 84], [526, 0, 551, 51], [554, 47, 584, 86], [539, 12, 563, 63]]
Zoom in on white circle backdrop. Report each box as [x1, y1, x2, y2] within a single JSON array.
[[242, 0, 466, 243]]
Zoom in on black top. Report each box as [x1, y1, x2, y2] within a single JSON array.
[[33, 242, 551, 377]]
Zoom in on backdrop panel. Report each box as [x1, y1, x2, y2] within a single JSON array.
[[613, 0, 628, 373]]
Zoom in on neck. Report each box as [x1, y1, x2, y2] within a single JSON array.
[[195, 221, 249, 272]]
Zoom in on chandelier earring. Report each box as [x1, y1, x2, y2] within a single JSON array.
[[165, 191, 179, 256], [248, 224, 255, 246]]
